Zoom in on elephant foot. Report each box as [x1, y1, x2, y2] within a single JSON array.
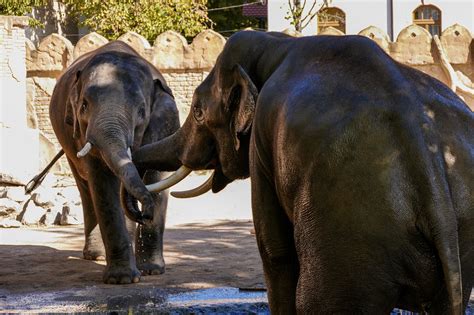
[[103, 263, 141, 284], [83, 244, 106, 261], [138, 261, 165, 275], [137, 255, 165, 275]]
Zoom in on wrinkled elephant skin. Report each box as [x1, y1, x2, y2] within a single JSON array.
[[49, 41, 180, 284], [133, 32, 473, 314]]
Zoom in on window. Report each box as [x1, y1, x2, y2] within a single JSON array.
[[317, 7, 346, 34], [413, 5, 442, 36]]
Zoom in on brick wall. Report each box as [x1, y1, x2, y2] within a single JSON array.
[[163, 71, 210, 124]]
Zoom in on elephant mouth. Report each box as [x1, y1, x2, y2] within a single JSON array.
[[143, 148, 232, 199], [165, 166, 230, 198], [167, 159, 231, 198]]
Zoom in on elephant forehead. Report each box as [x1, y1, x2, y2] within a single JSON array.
[[88, 62, 144, 87], [89, 63, 121, 85]]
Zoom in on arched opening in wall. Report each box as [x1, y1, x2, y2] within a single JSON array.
[[413, 4, 442, 36], [317, 7, 346, 34]]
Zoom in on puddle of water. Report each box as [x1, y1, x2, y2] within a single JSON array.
[[2, 287, 472, 314], [160, 287, 270, 314], [166, 287, 267, 305]]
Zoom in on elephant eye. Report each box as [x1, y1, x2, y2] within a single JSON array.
[[193, 104, 204, 123], [80, 101, 88, 113]]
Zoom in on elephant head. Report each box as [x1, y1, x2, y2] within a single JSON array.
[[132, 51, 259, 197], [66, 50, 175, 222]]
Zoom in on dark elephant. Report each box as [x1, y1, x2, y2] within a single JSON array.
[[131, 31, 473, 313], [49, 41, 179, 284]]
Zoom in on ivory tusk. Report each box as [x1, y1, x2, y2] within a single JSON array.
[[170, 171, 214, 198], [145, 165, 192, 193], [77, 142, 92, 158], [127, 147, 132, 159]]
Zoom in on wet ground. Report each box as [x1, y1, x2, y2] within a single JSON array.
[[2, 286, 270, 313], [1, 177, 473, 314]]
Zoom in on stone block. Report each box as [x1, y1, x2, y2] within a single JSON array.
[[392, 24, 434, 65], [41, 205, 62, 226], [153, 30, 188, 70], [20, 201, 47, 225], [73, 32, 108, 59], [26, 33, 74, 72], [31, 188, 56, 207], [5, 187, 28, 203], [358, 26, 390, 53], [59, 203, 83, 225], [0, 198, 21, 216], [118, 31, 151, 58], [0, 218, 21, 228], [441, 24, 472, 64]]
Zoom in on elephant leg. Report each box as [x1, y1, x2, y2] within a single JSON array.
[[135, 170, 167, 275], [67, 157, 105, 260], [250, 164, 298, 314], [86, 158, 140, 284], [295, 256, 396, 314]]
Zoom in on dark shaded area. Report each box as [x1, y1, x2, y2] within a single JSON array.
[[0, 221, 472, 313], [0, 221, 265, 312], [208, 0, 267, 37]]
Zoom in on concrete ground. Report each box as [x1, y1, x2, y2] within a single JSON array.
[[0, 176, 472, 314]]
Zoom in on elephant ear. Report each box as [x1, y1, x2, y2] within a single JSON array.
[[65, 71, 81, 139], [153, 74, 174, 99], [227, 64, 258, 151]]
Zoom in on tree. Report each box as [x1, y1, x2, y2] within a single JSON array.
[[65, 0, 212, 41], [207, 0, 266, 37], [0, 0, 48, 27], [285, 0, 330, 32], [0, 1, 212, 41]]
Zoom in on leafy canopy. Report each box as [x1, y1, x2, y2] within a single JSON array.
[[0, 0, 212, 41], [0, 0, 48, 27], [65, 0, 212, 41]]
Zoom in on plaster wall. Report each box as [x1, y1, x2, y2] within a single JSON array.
[[267, 0, 474, 36]]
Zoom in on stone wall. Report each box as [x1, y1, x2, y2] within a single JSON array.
[[321, 24, 474, 107], [26, 30, 225, 150], [26, 25, 473, 153], [2, 16, 474, 180]]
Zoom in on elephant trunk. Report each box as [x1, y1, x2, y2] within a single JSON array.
[[132, 127, 185, 172], [101, 142, 154, 223], [89, 115, 154, 223]]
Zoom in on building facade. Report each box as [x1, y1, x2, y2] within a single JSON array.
[[268, 0, 474, 39]]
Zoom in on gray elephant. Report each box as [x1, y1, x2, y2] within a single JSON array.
[[130, 31, 473, 313], [49, 41, 179, 284]]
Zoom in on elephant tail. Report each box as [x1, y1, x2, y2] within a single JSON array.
[[431, 205, 463, 314], [418, 160, 463, 314], [24, 149, 64, 194]]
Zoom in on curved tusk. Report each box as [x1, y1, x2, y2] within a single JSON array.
[[77, 142, 92, 158], [145, 165, 192, 193], [170, 171, 214, 198], [127, 147, 132, 159]]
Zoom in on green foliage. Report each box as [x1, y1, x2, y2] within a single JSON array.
[[64, 0, 212, 41], [0, 0, 48, 27], [208, 0, 265, 37]]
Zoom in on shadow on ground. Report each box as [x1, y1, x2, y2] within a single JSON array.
[[0, 220, 472, 314], [0, 220, 266, 313]]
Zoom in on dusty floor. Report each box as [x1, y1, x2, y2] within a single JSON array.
[[0, 177, 472, 313], [1, 178, 268, 313]]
